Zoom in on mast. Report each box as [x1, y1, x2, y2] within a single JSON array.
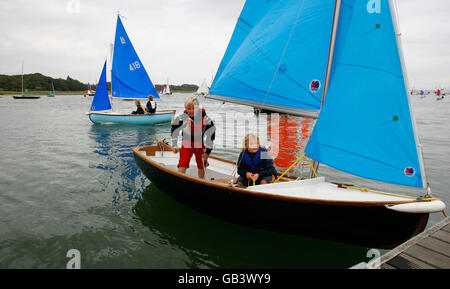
[[310, 0, 342, 178], [21, 60, 24, 96], [388, 0, 428, 190]]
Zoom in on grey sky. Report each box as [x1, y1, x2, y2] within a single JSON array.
[[0, 0, 448, 89]]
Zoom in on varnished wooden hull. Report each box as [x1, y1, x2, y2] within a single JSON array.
[[132, 146, 429, 249]]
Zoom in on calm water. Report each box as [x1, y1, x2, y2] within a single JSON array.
[[0, 93, 448, 269]]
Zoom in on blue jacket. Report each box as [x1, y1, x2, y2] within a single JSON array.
[[237, 147, 277, 177]]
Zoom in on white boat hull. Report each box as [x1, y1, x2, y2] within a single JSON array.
[[88, 110, 175, 125]]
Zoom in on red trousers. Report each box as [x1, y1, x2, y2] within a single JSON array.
[[178, 145, 206, 169]]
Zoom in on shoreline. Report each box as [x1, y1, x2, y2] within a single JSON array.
[[0, 90, 197, 96]]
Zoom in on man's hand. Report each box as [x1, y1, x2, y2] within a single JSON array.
[[246, 172, 254, 180], [252, 174, 259, 181], [202, 153, 209, 160]]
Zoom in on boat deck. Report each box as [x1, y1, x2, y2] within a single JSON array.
[[138, 150, 422, 204], [352, 217, 450, 269]]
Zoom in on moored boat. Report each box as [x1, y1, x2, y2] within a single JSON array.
[[13, 61, 41, 99], [13, 95, 40, 99]]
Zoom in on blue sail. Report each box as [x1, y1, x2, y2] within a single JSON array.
[[90, 61, 111, 111], [209, 0, 336, 116], [111, 15, 159, 99], [306, 0, 424, 188]]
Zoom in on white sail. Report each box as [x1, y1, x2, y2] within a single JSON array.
[[196, 79, 209, 95]]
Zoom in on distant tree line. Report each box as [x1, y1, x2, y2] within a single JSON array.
[[0, 73, 87, 91], [0, 73, 200, 93], [91, 83, 199, 93], [155, 84, 199, 92]]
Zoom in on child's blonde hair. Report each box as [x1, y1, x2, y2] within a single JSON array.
[[184, 96, 199, 108], [242, 133, 260, 152]]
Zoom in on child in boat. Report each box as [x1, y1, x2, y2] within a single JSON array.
[[146, 95, 157, 114], [132, 100, 145, 115], [171, 96, 216, 179], [237, 134, 277, 187]]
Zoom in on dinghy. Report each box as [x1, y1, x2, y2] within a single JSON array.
[[132, 0, 446, 248], [87, 15, 175, 124], [132, 141, 444, 249], [85, 83, 95, 97], [87, 61, 175, 125]]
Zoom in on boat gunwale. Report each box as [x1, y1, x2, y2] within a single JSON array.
[[87, 109, 176, 117], [131, 145, 420, 208]]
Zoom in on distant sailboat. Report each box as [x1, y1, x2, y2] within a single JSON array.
[[47, 81, 56, 97], [13, 61, 40, 99], [195, 79, 209, 96], [86, 83, 95, 96], [163, 79, 172, 95], [436, 89, 444, 100], [87, 15, 174, 125], [134, 0, 446, 248]]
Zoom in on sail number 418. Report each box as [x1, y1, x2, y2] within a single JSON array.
[[129, 61, 141, 71]]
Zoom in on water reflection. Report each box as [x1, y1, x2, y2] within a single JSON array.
[[266, 114, 315, 178], [133, 184, 369, 269], [88, 124, 170, 206]]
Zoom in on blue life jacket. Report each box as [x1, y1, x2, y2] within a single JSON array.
[[241, 148, 263, 172]]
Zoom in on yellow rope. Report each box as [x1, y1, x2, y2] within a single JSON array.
[[308, 158, 318, 178], [274, 153, 306, 183], [272, 155, 448, 218]]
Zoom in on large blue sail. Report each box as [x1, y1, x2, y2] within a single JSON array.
[[306, 0, 424, 188], [209, 0, 336, 117], [111, 15, 159, 99], [90, 61, 111, 111]]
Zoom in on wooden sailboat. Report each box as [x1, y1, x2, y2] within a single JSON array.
[[87, 15, 175, 124], [132, 0, 446, 248], [13, 61, 40, 99]]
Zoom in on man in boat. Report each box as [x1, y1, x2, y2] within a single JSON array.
[[146, 95, 157, 114], [131, 100, 146, 115], [236, 134, 277, 187], [170, 96, 216, 179]]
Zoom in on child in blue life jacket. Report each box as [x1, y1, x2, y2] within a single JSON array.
[[236, 134, 277, 187]]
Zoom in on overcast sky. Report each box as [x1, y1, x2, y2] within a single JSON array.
[[0, 0, 449, 89]]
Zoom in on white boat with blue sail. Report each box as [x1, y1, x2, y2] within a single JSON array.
[[133, 0, 446, 248], [87, 15, 175, 125]]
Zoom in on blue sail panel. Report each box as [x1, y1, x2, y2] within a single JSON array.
[[111, 16, 159, 99], [306, 0, 423, 188], [210, 0, 336, 113], [90, 61, 111, 111]]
